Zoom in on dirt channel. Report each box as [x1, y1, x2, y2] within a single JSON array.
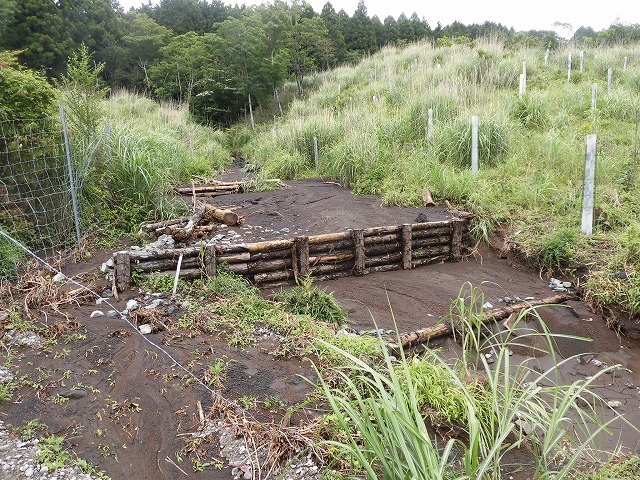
[[1, 171, 639, 479]]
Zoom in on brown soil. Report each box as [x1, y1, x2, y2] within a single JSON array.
[[1, 169, 639, 479]]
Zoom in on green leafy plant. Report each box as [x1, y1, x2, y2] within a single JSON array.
[[274, 276, 345, 325]]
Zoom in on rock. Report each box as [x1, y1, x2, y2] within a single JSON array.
[[166, 305, 175, 315], [415, 212, 429, 223], [607, 400, 623, 409], [145, 298, 165, 310], [483, 302, 494, 309], [562, 281, 572, 288], [106, 310, 118, 318], [52, 272, 66, 283], [24, 466, 33, 477], [89, 311, 104, 318], [101, 289, 113, 298], [125, 299, 139, 312], [59, 389, 88, 400], [139, 324, 152, 335], [147, 234, 174, 249]]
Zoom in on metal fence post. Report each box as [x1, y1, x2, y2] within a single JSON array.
[[60, 106, 82, 249]]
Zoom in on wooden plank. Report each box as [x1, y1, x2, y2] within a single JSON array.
[[450, 219, 464, 261], [297, 236, 310, 277], [402, 224, 412, 270], [352, 229, 365, 276], [115, 251, 131, 292], [204, 244, 217, 276]]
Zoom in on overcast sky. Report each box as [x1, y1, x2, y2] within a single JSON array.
[[118, 0, 639, 35]]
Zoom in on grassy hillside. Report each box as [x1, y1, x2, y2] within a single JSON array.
[[245, 38, 640, 317]]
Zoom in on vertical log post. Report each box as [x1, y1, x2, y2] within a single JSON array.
[[450, 219, 464, 262], [204, 244, 217, 277], [296, 236, 310, 277], [115, 251, 131, 292], [352, 229, 365, 276], [401, 224, 412, 270]]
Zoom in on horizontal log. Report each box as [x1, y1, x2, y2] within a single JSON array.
[[216, 252, 251, 264], [364, 233, 402, 247], [253, 270, 295, 284], [202, 204, 240, 226], [247, 239, 294, 253], [250, 249, 292, 261], [224, 258, 292, 275], [126, 247, 201, 261], [364, 252, 403, 268], [411, 254, 448, 268], [308, 231, 352, 245], [140, 216, 190, 232], [309, 260, 355, 275], [309, 252, 354, 265], [132, 257, 201, 273], [363, 225, 401, 237], [174, 185, 240, 194], [412, 245, 451, 260], [411, 220, 454, 230], [309, 239, 353, 254], [388, 293, 576, 350], [412, 235, 451, 248], [412, 226, 452, 239], [363, 263, 402, 275], [365, 242, 401, 257]]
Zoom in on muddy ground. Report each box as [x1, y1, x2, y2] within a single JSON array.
[[1, 171, 639, 479]]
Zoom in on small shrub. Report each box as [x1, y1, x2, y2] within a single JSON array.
[[0, 235, 25, 280], [274, 276, 345, 325]]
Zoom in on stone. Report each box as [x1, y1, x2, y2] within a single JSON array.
[[106, 310, 118, 318], [145, 298, 165, 310], [59, 389, 88, 400], [166, 306, 175, 315], [52, 272, 66, 283], [126, 299, 139, 312], [562, 281, 572, 288], [90, 311, 104, 318], [147, 234, 174, 249], [101, 289, 113, 298], [139, 324, 152, 335], [415, 212, 429, 223], [483, 302, 494, 309], [24, 466, 33, 477], [607, 400, 623, 409]]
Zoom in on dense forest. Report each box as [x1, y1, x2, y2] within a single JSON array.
[[1, 0, 640, 124]]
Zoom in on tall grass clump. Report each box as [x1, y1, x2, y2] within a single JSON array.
[[96, 91, 230, 229], [317, 283, 636, 479], [510, 91, 549, 129], [435, 115, 511, 168]]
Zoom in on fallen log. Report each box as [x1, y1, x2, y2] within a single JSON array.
[[140, 216, 190, 233], [387, 293, 575, 350], [202, 204, 240, 226]]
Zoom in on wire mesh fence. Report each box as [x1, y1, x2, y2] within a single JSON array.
[[0, 112, 88, 256]]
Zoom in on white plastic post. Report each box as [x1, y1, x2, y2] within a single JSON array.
[[427, 108, 434, 143], [519, 74, 525, 99], [544, 48, 549, 66], [314, 136, 319, 170], [579, 50, 584, 71], [338, 83, 341, 95], [568, 53, 572, 82], [624, 56, 628, 71], [581, 135, 597, 236], [249, 95, 255, 129], [471, 116, 479, 174], [607, 68, 612, 93], [591, 83, 598, 111]]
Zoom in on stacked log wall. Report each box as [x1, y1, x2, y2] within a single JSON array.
[[113, 219, 468, 291]]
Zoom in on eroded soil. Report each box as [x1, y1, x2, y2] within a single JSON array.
[[1, 169, 639, 479]]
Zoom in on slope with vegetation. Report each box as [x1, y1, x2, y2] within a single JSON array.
[[244, 38, 640, 321]]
